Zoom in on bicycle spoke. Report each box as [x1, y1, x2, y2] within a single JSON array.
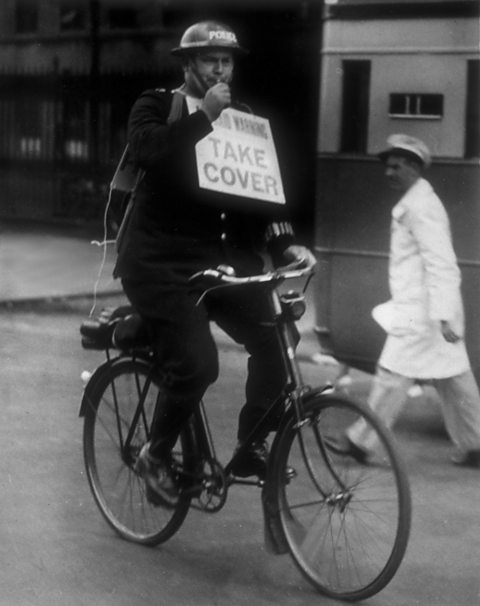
[[83, 358, 192, 545], [272, 394, 411, 600]]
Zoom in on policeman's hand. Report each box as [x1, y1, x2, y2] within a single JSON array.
[[201, 83, 231, 122], [278, 245, 317, 271], [440, 320, 461, 343]]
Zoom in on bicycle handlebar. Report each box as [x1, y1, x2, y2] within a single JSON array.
[[189, 265, 314, 288]]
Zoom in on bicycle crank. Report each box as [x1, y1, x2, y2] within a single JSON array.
[[191, 458, 228, 513]]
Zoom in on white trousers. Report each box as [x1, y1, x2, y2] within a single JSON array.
[[347, 367, 480, 453]]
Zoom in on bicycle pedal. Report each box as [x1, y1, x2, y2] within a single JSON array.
[[229, 474, 265, 487], [180, 484, 203, 498], [144, 485, 177, 510]]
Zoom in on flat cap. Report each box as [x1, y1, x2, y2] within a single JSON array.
[[378, 134, 431, 168]]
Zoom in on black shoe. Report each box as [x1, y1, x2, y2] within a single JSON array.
[[324, 435, 369, 465], [231, 440, 269, 479], [135, 442, 179, 508], [450, 449, 480, 468]]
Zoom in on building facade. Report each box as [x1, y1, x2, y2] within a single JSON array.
[[0, 0, 179, 222], [314, 0, 480, 377], [2, 1, 479, 380]]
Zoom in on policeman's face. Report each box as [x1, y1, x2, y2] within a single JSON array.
[[185, 50, 234, 93], [384, 155, 421, 193]]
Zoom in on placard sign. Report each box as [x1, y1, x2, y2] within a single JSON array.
[[186, 97, 285, 205]]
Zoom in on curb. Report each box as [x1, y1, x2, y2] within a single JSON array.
[[0, 288, 319, 334], [0, 288, 331, 365], [0, 290, 125, 314], [0, 286, 325, 343]]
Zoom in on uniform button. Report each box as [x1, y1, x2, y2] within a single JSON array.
[[221, 233, 227, 241]]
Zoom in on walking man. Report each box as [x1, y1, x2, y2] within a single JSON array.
[[342, 134, 480, 467]]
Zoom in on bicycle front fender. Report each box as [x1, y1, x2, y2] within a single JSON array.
[[262, 385, 337, 553], [302, 384, 336, 404]]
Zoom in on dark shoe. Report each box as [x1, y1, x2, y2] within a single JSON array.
[[231, 440, 269, 479], [324, 435, 369, 465], [450, 449, 480, 468], [135, 442, 179, 508]]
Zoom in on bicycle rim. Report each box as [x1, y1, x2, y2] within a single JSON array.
[[83, 358, 192, 545], [274, 395, 411, 601]]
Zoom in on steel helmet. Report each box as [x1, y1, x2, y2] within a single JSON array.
[[171, 21, 248, 56]]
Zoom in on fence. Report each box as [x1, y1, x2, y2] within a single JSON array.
[[0, 69, 177, 222]]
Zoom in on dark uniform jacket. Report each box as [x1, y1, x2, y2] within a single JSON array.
[[114, 89, 295, 285]]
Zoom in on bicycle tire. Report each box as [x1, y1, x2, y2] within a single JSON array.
[[270, 393, 411, 601], [83, 356, 193, 545]]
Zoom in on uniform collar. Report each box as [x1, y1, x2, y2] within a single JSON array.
[[393, 178, 432, 218]]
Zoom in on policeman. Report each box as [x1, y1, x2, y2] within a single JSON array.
[[114, 21, 316, 506]]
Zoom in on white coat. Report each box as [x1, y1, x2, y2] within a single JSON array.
[[373, 178, 471, 379]]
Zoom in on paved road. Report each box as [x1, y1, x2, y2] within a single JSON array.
[[0, 308, 478, 606]]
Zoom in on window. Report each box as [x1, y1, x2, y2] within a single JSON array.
[[389, 93, 443, 119], [63, 97, 89, 162], [60, 3, 87, 31], [10, 95, 58, 161], [465, 60, 480, 158], [340, 60, 371, 153], [106, 8, 138, 29], [15, 0, 38, 34], [15, 98, 43, 159]]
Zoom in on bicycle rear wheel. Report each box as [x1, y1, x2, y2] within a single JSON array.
[[271, 394, 411, 601], [83, 357, 193, 545]]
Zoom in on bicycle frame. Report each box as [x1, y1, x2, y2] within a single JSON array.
[[80, 265, 317, 486], [206, 281, 311, 483]]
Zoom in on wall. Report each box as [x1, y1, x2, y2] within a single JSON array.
[[318, 16, 479, 157]]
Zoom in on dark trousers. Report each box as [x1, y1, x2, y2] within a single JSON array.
[[122, 279, 290, 457]]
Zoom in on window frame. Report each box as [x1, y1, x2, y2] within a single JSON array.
[[388, 93, 444, 120]]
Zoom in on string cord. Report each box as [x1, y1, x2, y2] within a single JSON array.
[[89, 184, 116, 317]]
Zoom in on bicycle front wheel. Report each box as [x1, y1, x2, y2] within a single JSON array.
[[271, 394, 411, 601], [83, 357, 193, 545]]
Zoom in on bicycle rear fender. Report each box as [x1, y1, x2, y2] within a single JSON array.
[[78, 355, 152, 417]]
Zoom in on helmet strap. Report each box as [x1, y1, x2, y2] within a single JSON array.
[[185, 57, 209, 97]]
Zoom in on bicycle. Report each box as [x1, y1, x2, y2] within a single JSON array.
[[79, 265, 411, 602]]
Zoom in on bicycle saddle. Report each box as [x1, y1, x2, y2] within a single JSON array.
[[80, 306, 150, 352]]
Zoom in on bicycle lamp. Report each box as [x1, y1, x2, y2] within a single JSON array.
[[280, 291, 306, 321]]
